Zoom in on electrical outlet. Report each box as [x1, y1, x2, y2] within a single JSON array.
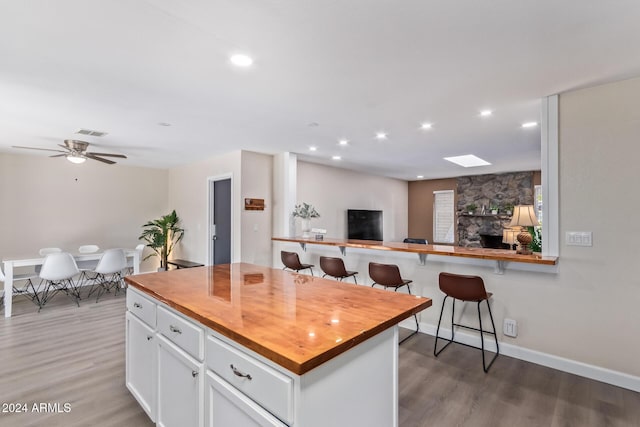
[[503, 318, 518, 337]]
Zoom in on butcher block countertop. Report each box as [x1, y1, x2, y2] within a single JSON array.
[[125, 263, 431, 375]]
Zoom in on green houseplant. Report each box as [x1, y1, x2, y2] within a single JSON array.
[[466, 203, 477, 214], [139, 210, 185, 270]]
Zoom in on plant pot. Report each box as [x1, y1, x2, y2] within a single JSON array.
[[157, 267, 167, 272], [301, 218, 311, 238], [491, 210, 498, 215]]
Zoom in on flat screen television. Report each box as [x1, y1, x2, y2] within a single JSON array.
[[347, 209, 383, 241]]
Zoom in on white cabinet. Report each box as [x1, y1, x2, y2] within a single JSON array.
[[206, 371, 287, 427], [157, 334, 204, 427], [126, 309, 156, 421]]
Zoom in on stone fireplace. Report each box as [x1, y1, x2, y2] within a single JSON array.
[[457, 171, 535, 247]]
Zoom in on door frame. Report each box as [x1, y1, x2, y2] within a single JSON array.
[[207, 173, 234, 265]]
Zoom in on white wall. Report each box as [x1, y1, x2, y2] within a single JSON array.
[[296, 161, 408, 241], [168, 150, 242, 265], [0, 153, 168, 272], [240, 151, 273, 266]]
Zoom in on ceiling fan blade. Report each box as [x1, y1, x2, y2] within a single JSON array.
[[58, 144, 72, 151], [85, 153, 116, 164], [87, 152, 127, 158], [50, 154, 66, 158], [12, 145, 66, 153]]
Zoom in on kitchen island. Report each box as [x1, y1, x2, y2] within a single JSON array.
[[124, 263, 431, 427]]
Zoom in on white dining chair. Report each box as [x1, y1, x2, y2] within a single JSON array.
[[35, 247, 63, 275], [38, 252, 81, 311], [124, 244, 145, 276], [0, 266, 42, 310], [76, 244, 100, 289], [88, 249, 127, 302]]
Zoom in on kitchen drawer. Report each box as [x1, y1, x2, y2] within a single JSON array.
[[157, 306, 204, 361], [126, 288, 157, 328], [206, 335, 293, 425]]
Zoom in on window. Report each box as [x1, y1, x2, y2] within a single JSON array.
[[433, 190, 455, 243]]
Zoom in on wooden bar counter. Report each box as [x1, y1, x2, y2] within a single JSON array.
[[124, 263, 432, 426], [273, 236, 558, 270]]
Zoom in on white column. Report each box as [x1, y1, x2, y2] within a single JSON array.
[[541, 95, 559, 257]]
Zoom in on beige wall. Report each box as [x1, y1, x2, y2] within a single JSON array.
[[0, 153, 168, 272], [296, 161, 408, 241], [168, 150, 242, 265], [407, 178, 457, 243], [280, 75, 640, 380], [240, 151, 273, 266], [167, 150, 273, 266]]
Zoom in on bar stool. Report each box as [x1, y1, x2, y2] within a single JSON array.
[[319, 256, 358, 284], [281, 251, 314, 276], [369, 262, 419, 343], [434, 272, 499, 373]]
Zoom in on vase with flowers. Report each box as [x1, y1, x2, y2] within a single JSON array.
[[292, 202, 320, 237]]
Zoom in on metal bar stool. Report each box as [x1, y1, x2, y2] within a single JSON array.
[[434, 272, 499, 373], [281, 251, 314, 275], [319, 256, 358, 283], [369, 262, 419, 344]]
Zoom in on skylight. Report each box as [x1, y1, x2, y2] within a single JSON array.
[[443, 154, 491, 168]]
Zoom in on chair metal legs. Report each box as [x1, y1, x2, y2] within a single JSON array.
[[322, 273, 358, 284], [13, 279, 43, 308], [39, 278, 81, 311], [371, 282, 420, 344], [88, 271, 124, 302], [434, 296, 499, 373]]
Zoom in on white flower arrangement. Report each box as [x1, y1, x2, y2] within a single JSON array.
[[292, 202, 320, 219]]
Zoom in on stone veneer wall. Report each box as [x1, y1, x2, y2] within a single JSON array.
[[457, 171, 534, 247]]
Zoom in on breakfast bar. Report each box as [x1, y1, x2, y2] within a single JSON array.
[[124, 263, 431, 426]]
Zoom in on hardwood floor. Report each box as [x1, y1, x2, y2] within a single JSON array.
[[1, 294, 639, 426]]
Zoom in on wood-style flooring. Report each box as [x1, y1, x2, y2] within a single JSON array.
[[1, 293, 639, 426]]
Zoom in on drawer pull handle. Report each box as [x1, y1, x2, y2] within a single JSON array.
[[169, 325, 182, 334], [133, 303, 142, 309], [230, 364, 252, 381], [147, 335, 153, 341], [192, 370, 198, 378]]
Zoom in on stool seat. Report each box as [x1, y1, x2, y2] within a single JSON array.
[[434, 272, 499, 373], [319, 256, 358, 284], [281, 251, 314, 276]]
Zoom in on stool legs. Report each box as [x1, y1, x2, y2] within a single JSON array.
[[434, 296, 499, 373]]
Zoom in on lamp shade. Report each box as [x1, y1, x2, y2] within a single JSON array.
[[508, 205, 540, 227], [502, 227, 520, 245]]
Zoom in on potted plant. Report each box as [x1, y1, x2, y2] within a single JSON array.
[[292, 202, 320, 237], [139, 210, 185, 271], [503, 203, 514, 215], [465, 203, 477, 214], [490, 204, 499, 215]]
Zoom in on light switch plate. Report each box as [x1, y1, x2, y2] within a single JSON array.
[[566, 231, 593, 246]]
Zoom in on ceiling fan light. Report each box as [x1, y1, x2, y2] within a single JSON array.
[[66, 154, 86, 164]]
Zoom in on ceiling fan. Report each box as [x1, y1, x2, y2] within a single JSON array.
[[12, 140, 127, 164]]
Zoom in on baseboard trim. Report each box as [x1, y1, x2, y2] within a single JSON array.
[[407, 320, 640, 393]]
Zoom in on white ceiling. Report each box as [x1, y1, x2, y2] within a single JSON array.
[[2, 1, 640, 180]]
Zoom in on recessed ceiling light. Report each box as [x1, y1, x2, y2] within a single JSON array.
[[522, 122, 538, 128], [157, 122, 171, 127], [332, 155, 341, 160], [230, 54, 253, 67], [479, 110, 493, 117], [420, 123, 432, 130], [375, 132, 387, 140], [338, 139, 348, 146], [444, 154, 491, 168], [417, 175, 424, 179], [309, 146, 317, 151]]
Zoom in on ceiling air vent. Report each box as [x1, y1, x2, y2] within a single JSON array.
[[75, 128, 108, 137]]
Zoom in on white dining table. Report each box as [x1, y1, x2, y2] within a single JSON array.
[[2, 249, 141, 318]]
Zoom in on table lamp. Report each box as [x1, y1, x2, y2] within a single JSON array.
[[502, 227, 520, 250], [508, 205, 540, 255]]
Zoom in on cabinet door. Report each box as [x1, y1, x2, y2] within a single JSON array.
[[157, 335, 204, 427], [126, 312, 156, 422], [205, 371, 287, 427]]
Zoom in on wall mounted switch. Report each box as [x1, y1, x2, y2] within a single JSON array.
[[566, 231, 593, 246]]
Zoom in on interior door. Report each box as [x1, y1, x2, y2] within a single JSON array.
[[210, 178, 231, 265]]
